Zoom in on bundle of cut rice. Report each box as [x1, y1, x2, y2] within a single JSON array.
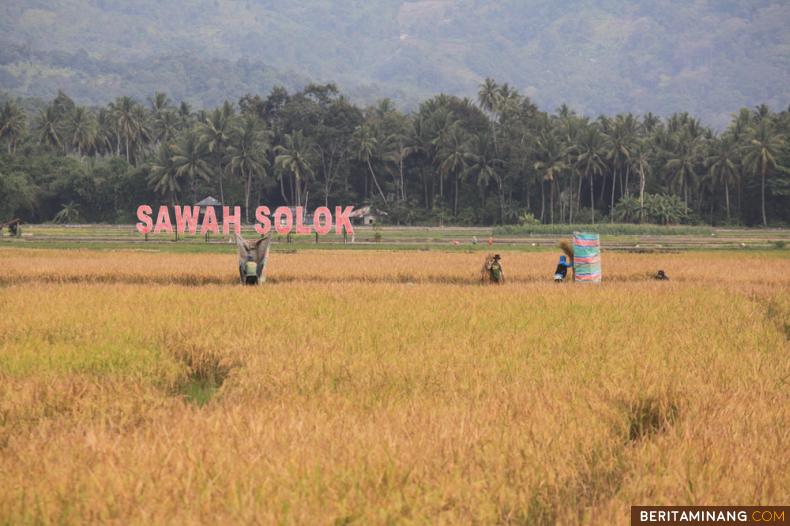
[[559, 240, 574, 260]]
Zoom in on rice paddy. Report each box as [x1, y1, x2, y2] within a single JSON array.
[[0, 246, 788, 524]]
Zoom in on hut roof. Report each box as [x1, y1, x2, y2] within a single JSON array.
[[349, 206, 387, 218], [195, 196, 222, 206]]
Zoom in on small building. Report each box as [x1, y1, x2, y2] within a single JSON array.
[[349, 205, 387, 225], [195, 196, 224, 222]]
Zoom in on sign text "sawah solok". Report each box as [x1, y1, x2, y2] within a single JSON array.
[[135, 205, 355, 236]]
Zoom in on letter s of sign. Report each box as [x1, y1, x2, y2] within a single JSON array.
[[255, 206, 272, 235], [136, 205, 153, 234]]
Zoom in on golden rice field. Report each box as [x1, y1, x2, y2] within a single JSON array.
[[0, 247, 788, 525]]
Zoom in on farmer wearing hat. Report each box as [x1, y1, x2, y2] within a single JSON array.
[[483, 254, 505, 284]]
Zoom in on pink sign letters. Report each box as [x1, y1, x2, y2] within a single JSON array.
[[136, 206, 355, 236]]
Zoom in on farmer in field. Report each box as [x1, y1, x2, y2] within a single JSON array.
[[241, 254, 260, 285], [236, 233, 272, 285], [7, 219, 21, 237], [553, 255, 573, 282], [481, 254, 504, 284]]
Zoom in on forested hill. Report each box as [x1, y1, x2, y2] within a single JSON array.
[[1, 1, 789, 127]]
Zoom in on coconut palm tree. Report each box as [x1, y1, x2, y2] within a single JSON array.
[[437, 126, 472, 216], [426, 111, 464, 201], [573, 125, 607, 224], [741, 119, 784, 226], [94, 108, 116, 156], [201, 108, 238, 204], [227, 116, 271, 222], [274, 130, 315, 208], [665, 132, 701, 207], [178, 101, 193, 126], [753, 104, 771, 123], [111, 96, 140, 162], [35, 103, 63, 151], [603, 116, 635, 221], [130, 104, 152, 163], [477, 78, 500, 116], [67, 107, 98, 157], [53, 202, 81, 223], [466, 131, 505, 223], [172, 131, 212, 203], [557, 113, 585, 222], [147, 143, 181, 205], [0, 101, 26, 154], [705, 135, 739, 221], [152, 109, 179, 146], [496, 83, 521, 120], [533, 131, 568, 224], [629, 143, 653, 222], [350, 124, 387, 202], [149, 92, 171, 117], [478, 78, 501, 152], [642, 112, 660, 133]]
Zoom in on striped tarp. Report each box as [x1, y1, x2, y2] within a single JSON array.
[[573, 232, 602, 283]]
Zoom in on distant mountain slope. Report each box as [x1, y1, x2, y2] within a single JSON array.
[[1, 0, 788, 127]]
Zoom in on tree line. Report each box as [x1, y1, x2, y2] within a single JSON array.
[[1, 80, 788, 226]]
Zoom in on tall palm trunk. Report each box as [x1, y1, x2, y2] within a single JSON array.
[[295, 170, 302, 208], [217, 160, 225, 205], [453, 173, 459, 217], [624, 165, 630, 198], [589, 169, 596, 224], [399, 154, 406, 201], [598, 171, 607, 204], [568, 172, 573, 224], [244, 167, 252, 224], [737, 174, 742, 219], [423, 171, 429, 208], [724, 181, 730, 221], [619, 167, 625, 199], [367, 159, 387, 202], [567, 174, 573, 223], [760, 160, 767, 226], [279, 175, 288, 204], [525, 178, 531, 214], [497, 180, 505, 225], [610, 168, 617, 223], [639, 167, 646, 223], [539, 181, 545, 223]]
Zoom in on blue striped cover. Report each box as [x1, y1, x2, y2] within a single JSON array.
[[573, 232, 602, 283]]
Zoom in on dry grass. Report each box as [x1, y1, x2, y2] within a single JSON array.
[[0, 248, 788, 524]]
